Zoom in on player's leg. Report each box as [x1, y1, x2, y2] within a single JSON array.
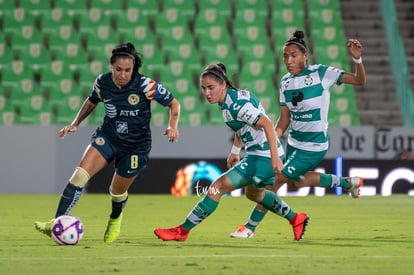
[[283, 146, 363, 198], [154, 173, 237, 241], [34, 145, 107, 238], [104, 153, 148, 243], [244, 183, 309, 241]]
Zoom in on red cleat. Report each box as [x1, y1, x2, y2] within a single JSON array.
[[289, 213, 310, 241], [154, 225, 189, 241]]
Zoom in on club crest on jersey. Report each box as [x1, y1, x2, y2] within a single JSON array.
[[95, 137, 105, 146], [304, 75, 313, 86], [128, 94, 139, 105]]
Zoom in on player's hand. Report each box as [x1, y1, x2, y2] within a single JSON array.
[[164, 127, 179, 142], [227, 153, 240, 169], [58, 125, 78, 138], [347, 38, 363, 59], [272, 157, 284, 174]]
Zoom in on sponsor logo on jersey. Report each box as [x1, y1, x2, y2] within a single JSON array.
[[116, 121, 128, 133]]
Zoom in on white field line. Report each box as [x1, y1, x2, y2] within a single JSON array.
[[2, 254, 414, 260]]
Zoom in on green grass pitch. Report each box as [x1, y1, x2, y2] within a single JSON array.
[[1, 194, 413, 274]]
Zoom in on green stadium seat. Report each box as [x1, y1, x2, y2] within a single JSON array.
[[0, 0, 15, 17], [39, 60, 74, 92], [89, 0, 125, 18], [78, 8, 114, 37], [2, 7, 38, 38], [236, 26, 273, 61], [204, 103, 223, 125], [18, 0, 51, 18], [86, 103, 105, 125], [197, 0, 232, 18], [270, 0, 305, 53], [161, 0, 195, 19], [116, 9, 157, 43], [18, 95, 52, 125], [178, 110, 209, 126], [233, 2, 269, 36], [40, 8, 75, 38], [1, 61, 35, 91], [53, 0, 87, 19]]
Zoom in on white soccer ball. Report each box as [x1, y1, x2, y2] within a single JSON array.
[[51, 215, 84, 245]]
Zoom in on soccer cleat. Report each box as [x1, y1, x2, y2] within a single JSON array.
[[104, 213, 123, 243], [289, 213, 310, 241], [230, 224, 254, 238], [34, 218, 55, 238], [345, 177, 364, 198], [154, 225, 189, 241]]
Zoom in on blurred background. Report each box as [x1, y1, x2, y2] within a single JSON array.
[[0, 0, 413, 195]]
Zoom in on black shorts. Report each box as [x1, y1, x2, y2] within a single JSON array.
[[90, 130, 149, 178]]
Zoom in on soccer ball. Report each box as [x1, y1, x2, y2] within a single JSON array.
[[51, 215, 84, 245]]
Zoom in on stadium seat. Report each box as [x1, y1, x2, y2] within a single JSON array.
[[270, 0, 305, 54], [53, 0, 87, 19], [89, 0, 125, 18], [232, 1, 269, 36], [18, 0, 51, 18], [236, 26, 273, 61], [1, 60, 34, 91], [40, 7, 74, 35], [160, 0, 195, 19], [18, 95, 52, 125], [197, 0, 232, 18]]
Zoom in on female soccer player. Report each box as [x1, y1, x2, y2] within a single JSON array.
[[35, 42, 180, 243], [154, 63, 309, 242], [230, 30, 366, 238]]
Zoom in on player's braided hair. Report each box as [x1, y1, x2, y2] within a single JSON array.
[[111, 42, 143, 73], [284, 30, 308, 53], [201, 63, 237, 90]]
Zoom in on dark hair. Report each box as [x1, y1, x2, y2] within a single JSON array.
[[110, 42, 143, 73], [200, 63, 237, 90], [284, 30, 307, 53]]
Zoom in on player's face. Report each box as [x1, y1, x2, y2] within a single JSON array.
[[283, 44, 308, 75], [111, 57, 134, 88], [200, 76, 227, 104]]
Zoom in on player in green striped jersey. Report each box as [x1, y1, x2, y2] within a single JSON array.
[[154, 63, 309, 242], [231, 30, 366, 238]]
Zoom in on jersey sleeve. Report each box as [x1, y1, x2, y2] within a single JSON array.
[[320, 65, 344, 88], [141, 76, 174, 106], [236, 101, 263, 126], [88, 74, 104, 104]]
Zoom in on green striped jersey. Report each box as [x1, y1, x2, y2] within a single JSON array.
[[220, 88, 284, 158], [279, 64, 343, 152]]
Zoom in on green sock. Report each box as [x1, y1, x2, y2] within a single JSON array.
[[319, 173, 333, 188], [182, 196, 218, 231], [260, 190, 295, 221], [245, 206, 267, 232], [320, 174, 350, 189]]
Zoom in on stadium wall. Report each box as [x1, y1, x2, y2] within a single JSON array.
[[0, 125, 414, 194]]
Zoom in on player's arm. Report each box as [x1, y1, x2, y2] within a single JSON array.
[[227, 134, 243, 168], [58, 98, 97, 138], [256, 115, 283, 173], [275, 105, 291, 138], [164, 98, 180, 142], [340, 38, 366, 85]]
